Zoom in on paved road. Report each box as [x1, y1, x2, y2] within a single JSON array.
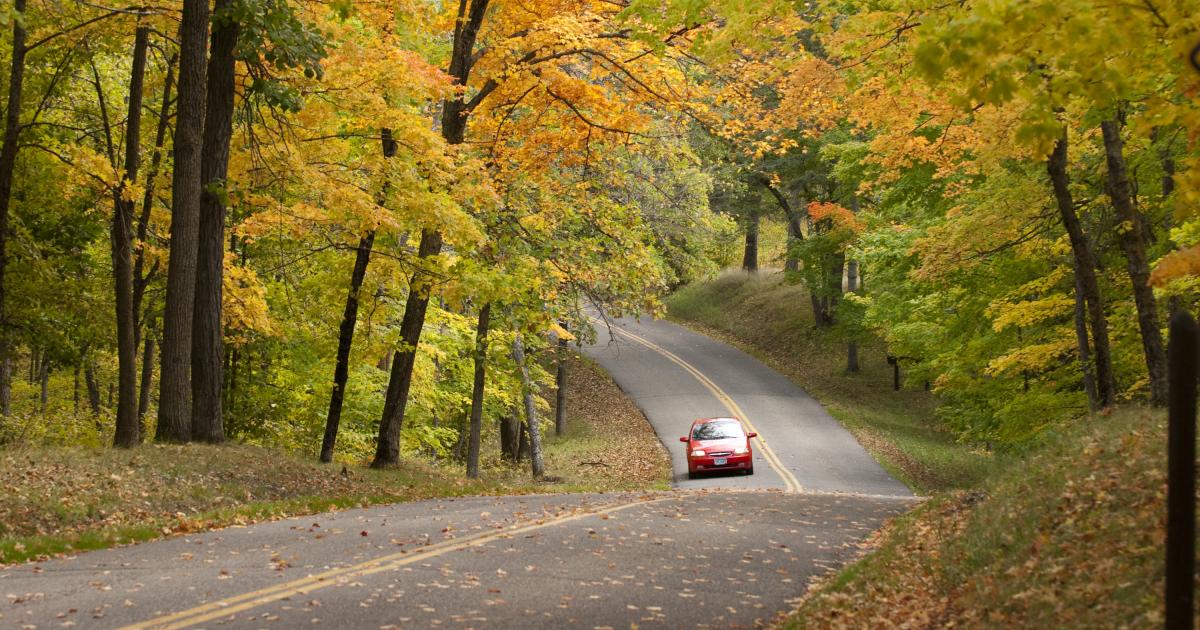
[[583, 316, 911, 497], [1, 317, 915, 629]]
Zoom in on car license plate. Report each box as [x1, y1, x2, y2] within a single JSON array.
[[714, 458, 727, 466]]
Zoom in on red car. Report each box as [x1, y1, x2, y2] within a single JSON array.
[[679, 417, 756, 479]]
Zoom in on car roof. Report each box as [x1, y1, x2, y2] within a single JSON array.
[[691, 417, 740, 425]]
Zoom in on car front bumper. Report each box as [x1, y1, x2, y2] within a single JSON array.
[[688, 453, 752, 471]]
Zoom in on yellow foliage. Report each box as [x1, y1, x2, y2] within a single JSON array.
[[987, 337, 1075, 377], [223, 257, 274, 345]]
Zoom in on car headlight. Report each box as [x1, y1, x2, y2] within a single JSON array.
[[690, 450, 705, 457], [734, 447, 748, 455]]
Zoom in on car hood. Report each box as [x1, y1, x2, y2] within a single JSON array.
[[692, 437, 744, 452]]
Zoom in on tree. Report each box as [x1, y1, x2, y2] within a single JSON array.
[[464, 302, 490, 478], [1100, 119, 1166, 406], [371, 0, 491, 468], [158, 0, 209, 443], [320, 130, 394, 463], [0, 0, 29, 421], [190, 0, 239, 444], [512, 333, 544, 479], [110, 24, 150, 447]]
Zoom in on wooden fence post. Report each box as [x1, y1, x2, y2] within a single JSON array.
[[1166, 310, 1196, 630]]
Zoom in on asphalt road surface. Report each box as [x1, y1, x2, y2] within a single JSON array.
[[582, 316, 912, 497], [1, 318, 915, 629]]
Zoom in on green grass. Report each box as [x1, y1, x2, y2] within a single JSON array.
[[666, 270, 995, 494], [0, 356, 670, 565], [781, 408, 1193, 628]]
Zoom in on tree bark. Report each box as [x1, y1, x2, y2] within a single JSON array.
[[158, 0, 209, 442], [38, 358, 48, 414], [741, 213, 759, 272], [112, 26, 149, 448], [320, 232, 376, 462], [1072, 272, 1099, 411], [191, 1, 238, 443], [810, 293, 827, 327], [512, 334, 544, 479], [85, 360, 101, 416], [465, 303, 491, 478], [517, 412, 529, 462], [0, 356, 10, 416], [371, 0, 490, 467], [138, 328, 155, 434], [372, 230, 442, 468], [1048, 135, 1116, 407], [499, 410, 516, 461], [1101, 119, 1167, 407], [846, 259, 859, 373], [0, 0, 27, 421], [132, 54, 175, 344], [73, 362, 80, 414], [554, 336, 567, 436]]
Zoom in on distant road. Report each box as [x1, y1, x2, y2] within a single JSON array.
[[582, 315, 912, 497], [0, 319, 914, 629]]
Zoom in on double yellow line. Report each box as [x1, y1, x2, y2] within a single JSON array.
[[122, 497, 667, 630], [592, 319, 803, 494]]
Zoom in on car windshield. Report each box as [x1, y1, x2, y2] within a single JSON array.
[[691, 421, 744, 441]]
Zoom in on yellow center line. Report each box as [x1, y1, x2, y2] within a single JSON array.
[[592, 318, 803, 494], [122, 496, 671, 630]]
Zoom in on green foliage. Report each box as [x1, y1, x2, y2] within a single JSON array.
[[786, 409, 1184, 628]]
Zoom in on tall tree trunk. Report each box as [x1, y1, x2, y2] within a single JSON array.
[[784, 220, 800, 272], [1048, 135, 1116, 407], [517, 413, 529, 462], [321, 129, 395, 463], [372, 230, 442, 468], [38, 358, 47, 414], [0, 0, 27, 421], [499, 410, 515, 461], [810, 293, 827, 327], [512, 334, 544, 479], [554, 336, 567, 436], [85, 360, 101, 416], [1072, 272, 1100, 411], [845, 259, 859, 373], [0, 357, 10, 416], [465, 303, 491, 479], [73, 363, 80, 414], [132, 54, 175, 344], [138, 329, 155, 435], [112, 26, 149, 448], [1101, 119, 1167, 407], [320, 232, 376, 462], [741, 213, 759, 272], [372, 0, 490, 468], [191, 2, 238, 443], [827, 252, 844, 323], [158, 0, 209, 443]]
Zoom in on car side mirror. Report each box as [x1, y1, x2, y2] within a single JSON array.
[[747, 432, 757, 438], [679, 436, 689, 442]]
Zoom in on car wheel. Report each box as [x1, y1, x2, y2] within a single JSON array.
[[687, 471, 697, 480], [745, 467, 754, 476]]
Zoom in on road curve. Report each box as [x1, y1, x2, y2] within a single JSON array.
[[0, 319, 916, 629], [583, 316, 912, 497]]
